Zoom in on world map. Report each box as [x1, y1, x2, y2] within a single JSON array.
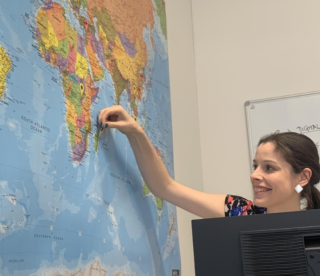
[[0, 0, 180, 275]]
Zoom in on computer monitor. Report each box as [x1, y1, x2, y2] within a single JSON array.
[[192, 209, 320, 276]]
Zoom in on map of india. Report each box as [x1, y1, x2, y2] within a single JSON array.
[[0, 0, 180, 275]]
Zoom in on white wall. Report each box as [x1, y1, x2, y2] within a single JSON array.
[[192, 0, 320, 199], [167, 1, 320, 275], [166, 0, 203, 275]]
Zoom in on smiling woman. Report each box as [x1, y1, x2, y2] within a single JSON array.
[[254, 133, 320, 211], [98, 106, 320, 218], [225, 132, 320, 216]]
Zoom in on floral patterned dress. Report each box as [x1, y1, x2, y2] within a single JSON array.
[[225, 195, 267, 216]]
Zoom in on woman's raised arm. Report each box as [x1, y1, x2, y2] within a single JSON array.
[[98, 105, 226, 218]]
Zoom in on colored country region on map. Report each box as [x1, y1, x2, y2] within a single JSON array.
[[35, 2, 100, 163], [94, 126, 103, 152], [0, 45, 12, 99], [142, 145, 165, 221], [70, 0, 88, 15], [168, 216, 176, 237], [154, 0, 167, 39], [39, 260, 136, 276], [36, 260, 127, 276], [84, 0, 155, 116], [35, 0, 168, 160], [143, 179, 164, 222]]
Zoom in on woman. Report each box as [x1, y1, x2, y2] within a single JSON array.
[[98, 105, 320, 218]]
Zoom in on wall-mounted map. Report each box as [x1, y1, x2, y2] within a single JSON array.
[[0, 0, 180, 275]]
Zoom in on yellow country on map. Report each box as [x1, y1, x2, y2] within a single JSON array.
[[0, 46, 12, 99]]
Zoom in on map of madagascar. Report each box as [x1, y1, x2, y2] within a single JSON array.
[[35, 0, 156, 163], [0, 45, 12, 99]]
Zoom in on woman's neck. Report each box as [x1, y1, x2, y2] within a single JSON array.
[[266, 200, 301, 214]]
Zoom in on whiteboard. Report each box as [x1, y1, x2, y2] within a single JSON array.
[[245, 91, 320, 171]]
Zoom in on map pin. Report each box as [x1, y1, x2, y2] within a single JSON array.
[[80, 83, 84, 95], [84, 19, 88, 31]]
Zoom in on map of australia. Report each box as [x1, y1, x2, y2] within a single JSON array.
[[0, 0, 179, 275]]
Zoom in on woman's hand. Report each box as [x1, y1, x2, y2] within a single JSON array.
[[98, 105, 142, 135], [98, 106, 226, 219]]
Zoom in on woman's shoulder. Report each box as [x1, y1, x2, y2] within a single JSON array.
[[225, 194, 267, 216]]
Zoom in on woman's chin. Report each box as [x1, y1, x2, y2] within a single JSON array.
[[253, 197, 268, 208], [253, 190, 272, 207]]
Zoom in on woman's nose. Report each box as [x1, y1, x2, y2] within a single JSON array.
[[250, 168, 263, 182]]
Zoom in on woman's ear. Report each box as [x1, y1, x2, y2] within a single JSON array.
[[299, 168, 312, 188]]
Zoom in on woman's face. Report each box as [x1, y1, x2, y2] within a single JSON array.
[[250, 142, 301, 212]]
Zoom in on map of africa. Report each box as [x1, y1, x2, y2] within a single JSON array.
[[0, 0, 180, 275]]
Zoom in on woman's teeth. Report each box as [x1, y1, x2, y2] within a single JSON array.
[[255, 188, 270, 192]]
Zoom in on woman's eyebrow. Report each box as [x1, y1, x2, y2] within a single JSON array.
[[252, 160, 278, 164], [262, 160, 278, 164]]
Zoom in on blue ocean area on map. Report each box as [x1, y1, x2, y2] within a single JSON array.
[[0, 0, 180, 275]]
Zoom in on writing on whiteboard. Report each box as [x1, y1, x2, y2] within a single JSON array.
[[273, 124, 320, 135], [272, 129, 292, 134], [297, 124, 320, 134]]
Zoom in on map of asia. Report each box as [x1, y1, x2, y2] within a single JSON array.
[[0, 0, 180, 275]]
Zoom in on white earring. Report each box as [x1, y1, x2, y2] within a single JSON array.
[[295, 184, 303, 194]]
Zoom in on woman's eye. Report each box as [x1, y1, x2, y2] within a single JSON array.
[[252, 164, 257, 170], [266, 165, 274, 171]]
